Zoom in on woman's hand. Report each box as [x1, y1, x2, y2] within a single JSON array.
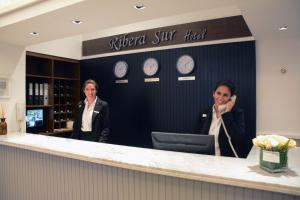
[[213, 104, 221, 118]]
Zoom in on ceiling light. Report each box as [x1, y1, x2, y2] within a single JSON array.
[[29, 32, 39, 36], [279, 26, 288, 31], [134, 4, 146, 10], [72, 20, 82, 24]]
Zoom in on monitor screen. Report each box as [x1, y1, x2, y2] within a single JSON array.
[[26, 109, 43, 128], [151, 132, 215, 155]]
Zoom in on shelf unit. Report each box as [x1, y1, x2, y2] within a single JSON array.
[[26, 51, 80, 135]]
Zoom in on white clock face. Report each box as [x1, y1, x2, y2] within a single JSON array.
[[114, 61, 128, 78], [176, 54, 195, 75], [143, 58, 159, 76]]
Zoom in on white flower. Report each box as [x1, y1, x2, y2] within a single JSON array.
[[288, 139, 297, 148], [252, 134, 297, 150], [269, 137, 279, 147]]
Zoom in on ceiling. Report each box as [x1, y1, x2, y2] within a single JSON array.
[[0, 0, 299, 46]]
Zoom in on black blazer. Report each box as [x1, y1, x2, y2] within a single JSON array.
[[195, 108, 245, 157], [71, 97, 110, 142]]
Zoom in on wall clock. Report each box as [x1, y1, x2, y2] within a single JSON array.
[[143, 58, 159, 76], [114, 61, 128, 78], [176, 54, 195, 75]]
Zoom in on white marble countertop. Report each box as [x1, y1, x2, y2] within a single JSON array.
[[0, 133, 299, 196]]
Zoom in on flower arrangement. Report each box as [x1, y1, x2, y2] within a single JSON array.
[[252, 135, 297, 151], [252, 135, 297, 173]]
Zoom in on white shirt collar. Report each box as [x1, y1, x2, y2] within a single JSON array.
[[81, 96, 97, 132], [84, 96, 97, 107]]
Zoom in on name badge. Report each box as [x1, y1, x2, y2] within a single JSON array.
[[202, 114, 207, 117], [93, 111, 99, 114]]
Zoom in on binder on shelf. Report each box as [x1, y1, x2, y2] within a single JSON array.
[[26, 53, 80, 134], [39, 83, 44, 105], [44, 83, 49, 105], [34, 83, 39, 105], [28, 83, 33, 105]]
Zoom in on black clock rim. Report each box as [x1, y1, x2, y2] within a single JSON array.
[[113, 60, 128, 78], [142, 57, 159, 77], [176, 54, 195, 75]]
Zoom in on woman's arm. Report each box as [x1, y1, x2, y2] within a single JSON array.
[[98, 104, 110, 142], [221, 109, 245, 143]]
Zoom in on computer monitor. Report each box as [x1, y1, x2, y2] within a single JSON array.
[[151, 132, 215, 155], [26, 109, 43, 132]]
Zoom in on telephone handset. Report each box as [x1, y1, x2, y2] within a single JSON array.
[[218, 95, 237, 114], [231, 95, 237, 104]]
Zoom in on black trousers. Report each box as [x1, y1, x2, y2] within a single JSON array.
[[79, 130, 95, 141]]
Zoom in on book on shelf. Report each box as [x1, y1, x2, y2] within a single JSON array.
[[28, 83, 33, 105], [44, 83, 49, 105], [39, 83, 44, 105], [34, 83, 39, 105]]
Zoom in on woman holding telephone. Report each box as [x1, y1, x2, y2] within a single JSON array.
[[196, 81, 245, 157]]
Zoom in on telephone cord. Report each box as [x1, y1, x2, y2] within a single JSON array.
[[220, 116, 239, 158]]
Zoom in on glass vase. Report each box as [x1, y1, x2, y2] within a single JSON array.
[[259, 148, 288, 173], [0, 117, 7, 135]]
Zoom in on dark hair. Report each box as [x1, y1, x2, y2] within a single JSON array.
[[214, 80, 236, 96], [82, 79, 99, 93]]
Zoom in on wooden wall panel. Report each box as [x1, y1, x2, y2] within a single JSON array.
[[81, 41, 256, 157]]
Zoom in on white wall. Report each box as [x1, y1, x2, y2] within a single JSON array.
[[27, 35, 82, 60], [256, 36, 300, 138], [0, 42, 26, 132]]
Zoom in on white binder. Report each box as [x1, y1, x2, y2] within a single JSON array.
[[39, 83, 44, 105], [34, 83, 39, 105], [44, 83, 49, 105]]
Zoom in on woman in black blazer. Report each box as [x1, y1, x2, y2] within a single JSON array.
[[71, 79, 110, 142], [196, 81, 245, 157]]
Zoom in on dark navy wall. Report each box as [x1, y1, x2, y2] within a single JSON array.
[[80, 41, 256, 156]]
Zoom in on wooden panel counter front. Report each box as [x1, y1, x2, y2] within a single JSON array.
[[0, 133, 299, 200]]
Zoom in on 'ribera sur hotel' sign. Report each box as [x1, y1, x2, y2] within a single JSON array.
[[82, 16, 251, 56], [108, 28, 206, 51]]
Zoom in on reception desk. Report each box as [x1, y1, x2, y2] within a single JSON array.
[[1, 133, 299, 200]]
